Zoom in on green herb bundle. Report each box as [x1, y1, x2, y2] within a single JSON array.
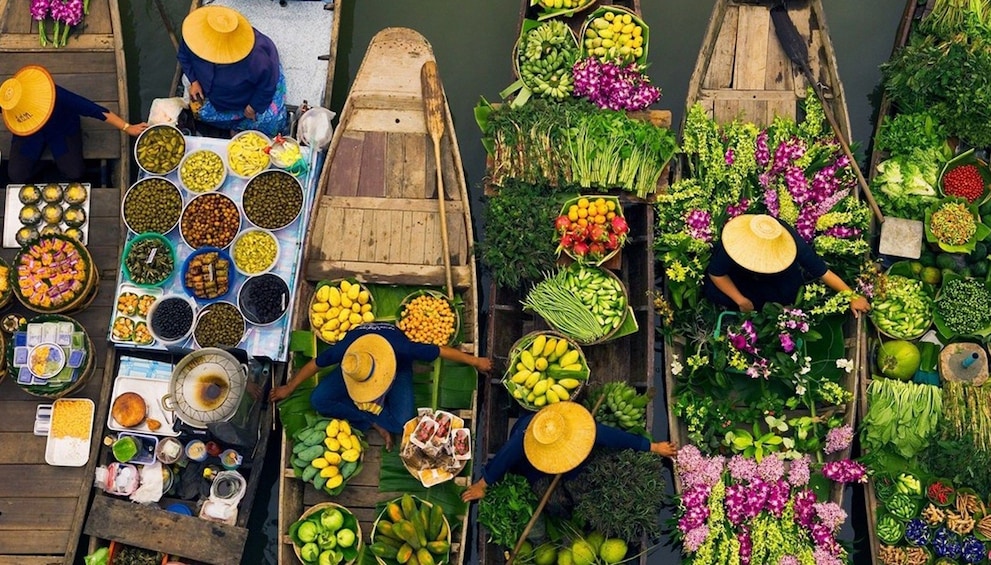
[[477, 473, 538, 548], [920, 423, 991, 498], [941, 381, 991, 453], [478, 179, 560, 289], [861, 377, 942, 459], [568, 448, 666, 542]]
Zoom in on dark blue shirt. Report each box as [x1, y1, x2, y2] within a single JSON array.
[[314, 322, 440, 375], [704, 220, 828, 310], [480, 412, 650, 486], [177, 28, 281, 113], [10, 85, 108, 159]]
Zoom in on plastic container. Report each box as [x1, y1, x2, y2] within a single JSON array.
[[146, 294, 196, 345], [134, 123, 186, 176], [220, 449, 242, 470], [230, 228, 280, 276], [116, 431, 159, 465], [178, 148, 228, 193], [28, 342, 65, 379], [155, 436, 185, 464], [121, 233, 176, 288], [184, 439, 207, 462]]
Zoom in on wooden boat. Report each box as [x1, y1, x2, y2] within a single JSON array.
[[80, 2, 341, 564], [0, 0, 129, 562], [278, 27, 479, 565], [476, 1, 668, 563], [664, 0, 860, 502], [861, 1, 937, 563]]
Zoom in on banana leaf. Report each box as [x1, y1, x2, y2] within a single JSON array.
[[377, 448, 469, 521], [412, 359, 478, 411]]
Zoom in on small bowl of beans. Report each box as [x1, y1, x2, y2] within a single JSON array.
[[180, 192, 241, 249], [193, 301, 246, 349], [242, 169, 304, 231], [178, 149, 228, 194], [147, 294, 196, 345], [231, 228, 280, 277], [238, 273, 290, 326]]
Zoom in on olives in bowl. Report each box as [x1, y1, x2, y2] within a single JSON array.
[[242, 170, 303, 231]]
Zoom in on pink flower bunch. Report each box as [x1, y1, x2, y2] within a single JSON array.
[[821, 459, 867, 483], [676, 444, 726, 487], [824, 424, 854, 455], [684, 208, 713, 242], [37, 0, 85, 47], [727, 454, 759, 483], [788, 455, 812, 486], [745, 358, 771, 380], [726, 198, 750, 219], [728, 319, 759, 355], [778, 308, 810, 333], [755, 131, 771, 167], [571, 58, 661, 111]]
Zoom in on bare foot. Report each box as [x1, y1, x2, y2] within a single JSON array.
[[372, 423, 394, 451]]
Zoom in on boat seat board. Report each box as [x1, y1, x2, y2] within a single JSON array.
[[85, 495, 248, 565]]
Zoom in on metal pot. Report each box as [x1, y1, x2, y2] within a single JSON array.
[[161, 348, 247, 429]]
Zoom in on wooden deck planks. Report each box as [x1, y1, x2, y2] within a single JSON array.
[[357, 131, 387, 197], [733, 5, 770, 90]]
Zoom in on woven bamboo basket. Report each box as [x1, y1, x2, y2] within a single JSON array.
[[290, 502, 362, 564], [9, 314, 95, 399], [370, 496, 451, 565], [503, 330, 589, 411], [12, 235, 99, 314]]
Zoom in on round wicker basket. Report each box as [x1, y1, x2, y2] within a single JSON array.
[[309, 279, 375, 344], [503, 330, 588, 411], [370, 496, 451, 565], [7, 314, 95, 399], [291, 502, 362, 564], [397, 289, 461, 347]]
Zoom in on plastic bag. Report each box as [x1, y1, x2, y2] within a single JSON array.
[[148, 97, 188, 126], [296, 106, 336, 150]]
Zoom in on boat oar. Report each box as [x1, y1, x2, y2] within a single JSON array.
[[420, 61, 455, 300], [769, 3, 885, 224], [506, 394, 607, 565]]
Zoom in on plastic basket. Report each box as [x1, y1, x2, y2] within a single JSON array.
[[396, 289, 461, 347], [290, 502, 362, 564], [503, 330, 588, 411], [122, 233, 177, 288], [134, 123, 186, 176], [370, 496, 451, 565], [310, 279, 375, 344], [556, 195, 627, 267], [579, 5, 650, 67]]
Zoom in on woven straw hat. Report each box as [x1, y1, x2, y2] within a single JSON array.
[[0, 65, 56, 136], [721, 214, 797, 274], [341, 334, 397, 403], [524, 401, 596, 474], [182, 6, 255, 64]]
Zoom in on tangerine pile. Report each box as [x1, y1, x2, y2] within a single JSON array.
[[398, 294, 457, 346]]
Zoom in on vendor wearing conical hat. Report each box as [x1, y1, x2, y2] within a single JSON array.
[[177, 5, 287, 137], [270, 323, 492, 450], [1, 65, 147, 183], [461, 402, 677, 502], [704, 214, 870, 316]]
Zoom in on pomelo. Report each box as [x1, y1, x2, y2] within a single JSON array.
[[534, 544, 558, 565], [585, 531, 605, 554], [877, 340, 921, 381], [571, 539, 596, 565], [600, 538, 628, 564]]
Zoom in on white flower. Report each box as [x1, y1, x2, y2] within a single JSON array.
[[835, 358, 854, 373], [795, 384, 807, 396], [671, 356, 683, 376]]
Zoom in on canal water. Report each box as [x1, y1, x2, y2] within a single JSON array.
[[118, 0, 905, 563]]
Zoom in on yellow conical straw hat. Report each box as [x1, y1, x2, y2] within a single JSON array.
[[181, 6, 255, 65], [524, 401, 596, 474], [0, 65, 56, 136], [721, 214, 798, 274]]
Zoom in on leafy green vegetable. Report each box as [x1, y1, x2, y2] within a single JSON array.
[[875, 111, 950, 157], [860, 376, 942, 459], [478, 473, 538, 548], [872, 150, 942, 220], [478, 179, 560, 288], [920, 424, 991, 498]]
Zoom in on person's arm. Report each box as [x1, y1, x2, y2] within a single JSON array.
[[58, 86, 147, 137], [820, 270, 871, 317], [269, 358, 320, 403], [248, 33, 280, 116], [462, 426, 527, 502], [708, 274, 754, 312], [438, 345, 492, 373], [101, 110, 148, 137], [595, 423, 678, 457]]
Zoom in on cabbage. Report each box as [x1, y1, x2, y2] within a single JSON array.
[[878, 340, 922, 381], [873, 149, 944, 221]]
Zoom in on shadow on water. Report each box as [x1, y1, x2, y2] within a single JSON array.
[[114, 1, 905, 563]]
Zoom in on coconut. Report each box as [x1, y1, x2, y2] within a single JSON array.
[[877, 340, 922, 381]]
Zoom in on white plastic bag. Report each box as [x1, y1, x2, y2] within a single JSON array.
[[296, 106, 336, 150], [147, 97, 188, 126]]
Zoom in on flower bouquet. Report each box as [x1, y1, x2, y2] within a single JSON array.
[[555, 195, 628, 265], [924, 197, 990, 254]]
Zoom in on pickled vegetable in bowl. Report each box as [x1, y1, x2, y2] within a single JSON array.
[[227, 130, 271, 178], [231, 228, 279, 276], [179, 149, 227, 193], [135, 124, 186, 175]]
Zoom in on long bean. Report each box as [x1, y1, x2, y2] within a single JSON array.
[[523, 274, 603, 342]]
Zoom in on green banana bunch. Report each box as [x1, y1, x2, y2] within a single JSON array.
[[518, 20, 579, 100], [585, 382, 650, 431]]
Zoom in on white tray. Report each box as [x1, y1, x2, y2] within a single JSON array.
[[45, 398, 95, 467], [109, 375, 179, 437], [109, 284, 162, 346], [3, 183, 92, 248]]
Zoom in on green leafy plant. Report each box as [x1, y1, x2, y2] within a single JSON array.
[[568, 448, 666, 542], [478, 473, 538, 548]]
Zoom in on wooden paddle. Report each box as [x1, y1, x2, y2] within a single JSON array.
[[769, 2, 885, 224], [505, 394, 607, 565], [420, 61, 456, 299]]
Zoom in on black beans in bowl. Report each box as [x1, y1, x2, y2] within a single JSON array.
[[238, 273, 289, 325], [148, 295, 195, 343], [193, 302, 245, 348], [242, 170, 303, 230]]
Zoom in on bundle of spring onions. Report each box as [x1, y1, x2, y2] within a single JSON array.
[[523, 264, 627, 343]]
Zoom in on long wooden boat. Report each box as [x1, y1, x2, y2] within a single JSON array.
[[477, 1, 666, 563], [0, 0, 129, 562], [861, 1, 937, 563], [664, 0, 860, 501], [81, 2, 341, 564], [278, 27, 479, 565]]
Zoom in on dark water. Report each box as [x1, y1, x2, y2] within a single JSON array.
[[118, 0, 905, 563]]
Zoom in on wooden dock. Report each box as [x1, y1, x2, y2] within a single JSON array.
[[0, 0, 130, 563]]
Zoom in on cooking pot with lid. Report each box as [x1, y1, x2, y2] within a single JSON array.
[[161, 348, 247, 429]]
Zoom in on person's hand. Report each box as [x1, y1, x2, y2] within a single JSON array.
[[850, 295, 871, 318], [461, 479, 488, 502], [736, 297, 755, 312], [188, 80, 204, 102], [124, 122, 149, 137], [245, 104, 257, 120], [650, 441, 678, 458], [269, 384, 293, 404], [474, 357, 493, 374]]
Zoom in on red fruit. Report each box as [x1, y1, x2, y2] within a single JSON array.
[[606, 232, 620, 250], [589, 225, 606, 242], [589, 242, 606, 258], [571, 224, 588, 241], [560, 233, 574, 248], [943, 164, 985, 203], [611, 215, 629, 235], [572, 241, 589, 256], [555, 215, 572, 233]]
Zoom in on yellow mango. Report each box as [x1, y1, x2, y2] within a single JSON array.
[[349, 312, 363, 325], [327, 286, 342, 307], [337, 309, 351, 322], [533, 395, 547, 407], [320, 465, 340, 478], [511, 369, 531, 384], [551, 384, 570, 400], [558, 378, 581, 390], [357, 290, 370, 304], [326, 420, 340, 437], [524, 371, 541, 389], [347, 284, 360, 300], [340, 294, 353, 309], [350, 436, 361, 454], [530, 335, 547, 357], [311, 302, 329, 313], [316, 285, 331, 302], [545, 389, 560, 404], [326, 474, 344, 490], [532, 380, 549, 397], [340, 420, 351, 436], [321, 330, 337, 342], [362, 311, 375, 323], [340, 280, 352, 293], [338, 432, 353, 451], [534, 357, 548, 371], [563, 363, 583, 371], [559, 350, 580, 367], [520, 351, 536, 371], [341, 448, 360, 462], [325, 437, 341, 452], [324, 451, 342, 465], [311, 314, 325, 327], [542, 338, 557, 358], [361, 303, 372, 313], [322, 319, 339, 331], [311, 457, 329, 468], [553, 339, 569, 359]]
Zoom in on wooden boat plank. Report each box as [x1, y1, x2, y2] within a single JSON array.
[[327, 133, 365, 198], [734, 5, 770, 90], [2, 51, 116, 74], [0, 465, 89, 497], [386, 132, 407, 198], [0, 497, 76, 530], [0, 531, 73, 556], [0, 34, 114, 51], [86, 496, 247, 565], [307, 262, 474, 291], [357, 131, 388, 198], [700, 2, 736, 91], [403, 132, 428, 199], [765, 13, 794, 91], [349, 108, 426, 135]]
